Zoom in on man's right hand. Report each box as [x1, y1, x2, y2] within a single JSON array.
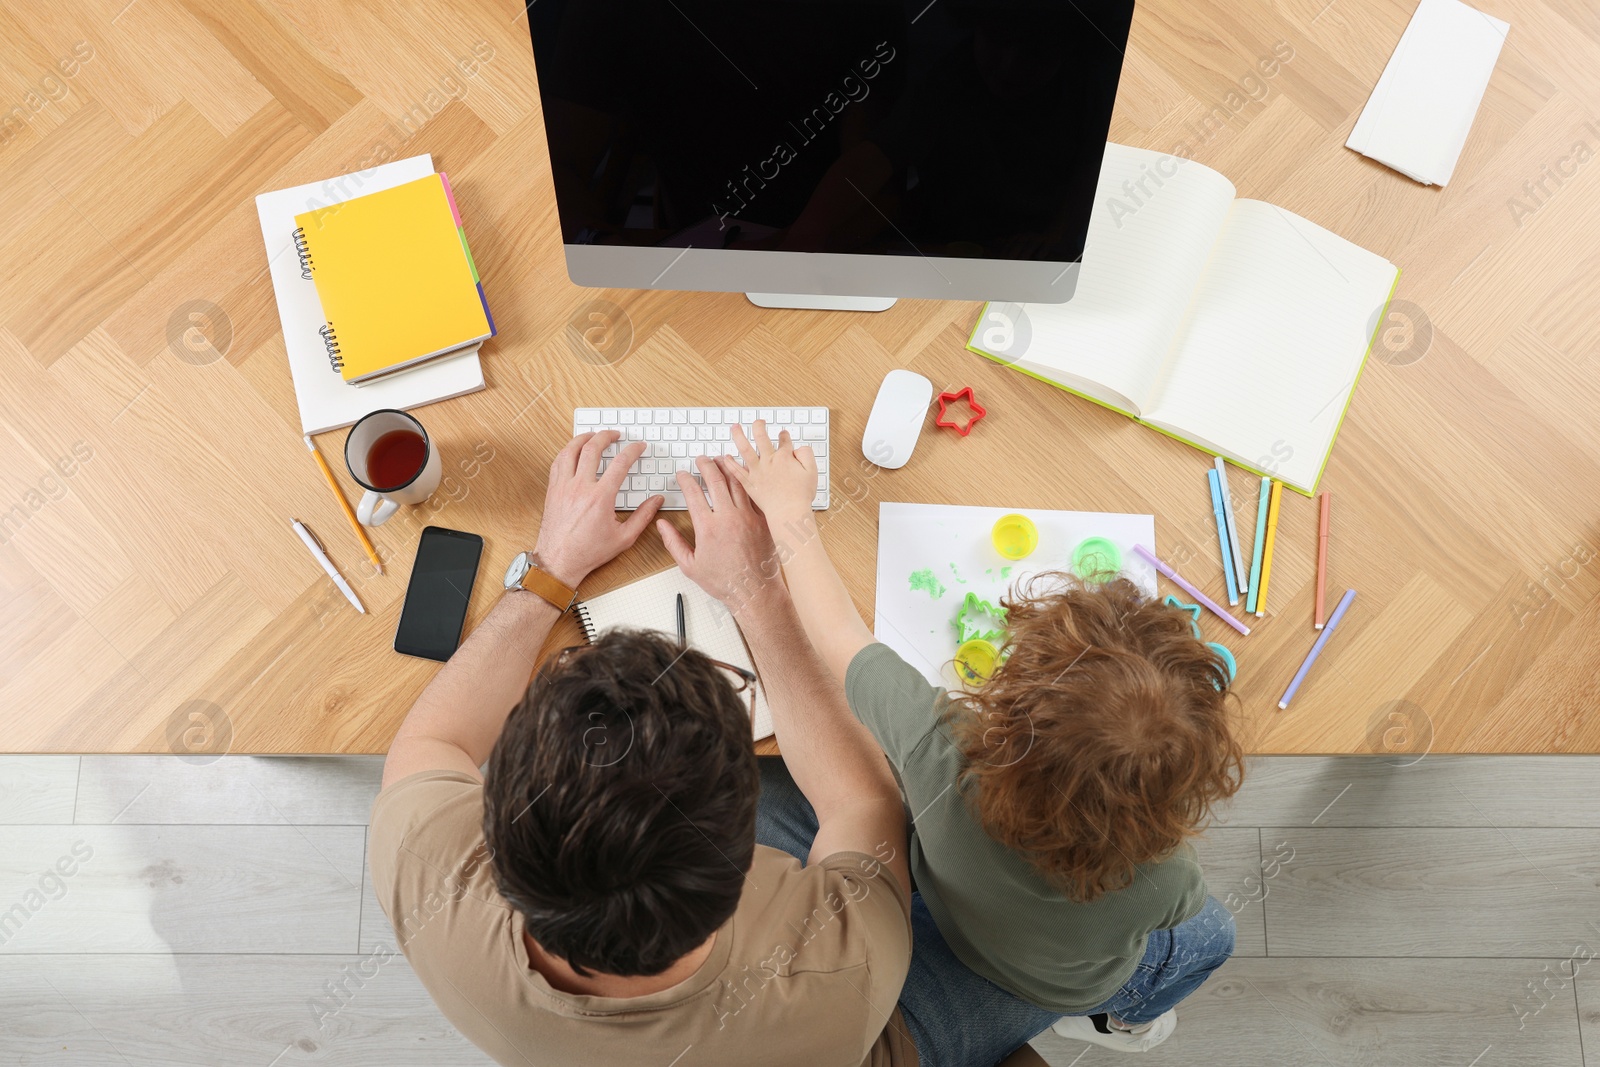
[[657, 456, 783, 617]]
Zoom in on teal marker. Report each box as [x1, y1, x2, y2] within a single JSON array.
[[1208, 469, 1239, 605], [1245, 476, 1271, 614]]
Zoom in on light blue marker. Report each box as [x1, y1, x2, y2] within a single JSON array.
[[1245, 475, 1271, 614], [1208, 469, 1239, 606]]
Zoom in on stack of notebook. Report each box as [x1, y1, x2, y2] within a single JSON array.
[[293, 171, 495, 386]]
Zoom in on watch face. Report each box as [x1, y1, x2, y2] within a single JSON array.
[[504, 552, 531, 589]]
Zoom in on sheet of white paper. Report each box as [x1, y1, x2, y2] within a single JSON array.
[[255, 155, 485, 435], [1346, 0, 1508, 186], [873, 502, 1156, 690]]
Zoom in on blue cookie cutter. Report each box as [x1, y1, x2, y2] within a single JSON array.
[[1162, 594, 1237, 685]]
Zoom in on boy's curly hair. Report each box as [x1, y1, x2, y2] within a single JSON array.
[[946, 573, 1243, 902]]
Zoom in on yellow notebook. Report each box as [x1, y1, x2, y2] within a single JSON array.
[[294, 173, 494, 384], [967, 143, 1400, 497]]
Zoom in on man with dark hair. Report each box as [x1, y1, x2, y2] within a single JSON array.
[[370, 430, 918, 1066]]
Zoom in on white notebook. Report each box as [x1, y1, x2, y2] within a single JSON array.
[[255, 155, 484, 435], [574, 567, 773, 742], [1346, 0, 1509, 186], [968, 143, 1400, 495]]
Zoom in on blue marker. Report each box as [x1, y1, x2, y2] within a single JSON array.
[[1245, 476, 1270, 614], [1208, 469, 1239, 606]]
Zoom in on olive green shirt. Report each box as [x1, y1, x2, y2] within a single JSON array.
[[846, 643, 1207, 1014]]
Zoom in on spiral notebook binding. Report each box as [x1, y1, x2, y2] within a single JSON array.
[[292, 226, 314, 279], [318, 323, 343, 372], [573, 603, 598, 643]]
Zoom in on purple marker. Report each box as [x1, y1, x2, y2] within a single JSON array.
[[1131, 544, 1251, 637], [1279, 589, 1357, 710]]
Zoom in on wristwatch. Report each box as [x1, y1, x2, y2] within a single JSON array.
[[504, 551, 578, 612]]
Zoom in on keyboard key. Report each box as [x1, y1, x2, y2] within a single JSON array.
[[794, 409, 810, 424], [615, 492, 626, 509], [645, 426, 662, 440], [758, 408, 774, 422], [629, 475, 647, 491], [601, 408, 617, 423], [672, 442, 687, 457], [697, 426, 713, 440], [641, 458, 655, 474], [741, 408, 758, 423], [776, 408, 792, 422], [689, 409, 705, 424], [715, 425, 731, 440], [811, 408, 827, 421], [671, 409, 688, 423], [654, 409, 671, 424], [812, 440, 827, 457], [816, 456, 829, 473], [812, 491, 826, 508], [625, 425, 644, 441], [690, 442, 704, 456], [663, 490, 686, 509], [801, 426, 826, 440], [619, 409, 636, 424], [625, 491, 648, 508], [602, 443, 618, 458], [663, 426, 679, 441], [575, 409, 600, 425], [648, 475, 666, 492], [651, 442, 669, 457]]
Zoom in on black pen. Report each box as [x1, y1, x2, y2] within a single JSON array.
[[675, 592, 687, 649]]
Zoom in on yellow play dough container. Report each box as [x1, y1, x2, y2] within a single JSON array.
[[990, 514, 1038, 561], [955, 639, 999, 683]]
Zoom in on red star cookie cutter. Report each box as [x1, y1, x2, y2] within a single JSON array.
[[935, 387, 987, 437]]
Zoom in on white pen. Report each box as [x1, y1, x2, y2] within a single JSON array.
[[1214, 457, 1250, 597], [291, 518, 365, 614]]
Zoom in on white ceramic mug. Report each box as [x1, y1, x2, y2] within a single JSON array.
[[344, 409, 442, 526]]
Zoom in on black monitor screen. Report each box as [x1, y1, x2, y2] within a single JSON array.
[[526, 0, 1134, 264]]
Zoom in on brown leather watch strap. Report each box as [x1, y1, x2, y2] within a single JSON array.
[[517, 563, 577, 612]]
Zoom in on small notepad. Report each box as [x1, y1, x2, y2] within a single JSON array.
[[574, 567, 772, 741], [1346, 0, 1509, 186]]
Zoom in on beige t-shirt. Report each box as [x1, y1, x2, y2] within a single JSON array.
[[370, 769, 918, 1067]]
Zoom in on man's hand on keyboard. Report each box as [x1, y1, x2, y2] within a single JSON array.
[[729, 420, 822, 524], [657, 456, 782, 616], [533, 431, 663, 586]]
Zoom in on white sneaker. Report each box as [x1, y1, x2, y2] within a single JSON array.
[[1050, 1010, 1177, 1052]]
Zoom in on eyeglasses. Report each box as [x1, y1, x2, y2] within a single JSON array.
[[551, 645, 759, 720]]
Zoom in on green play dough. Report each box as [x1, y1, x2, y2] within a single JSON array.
[[909, 568, 947, 599]]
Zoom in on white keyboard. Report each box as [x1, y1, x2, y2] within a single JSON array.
[[573, 406, 830, 511]]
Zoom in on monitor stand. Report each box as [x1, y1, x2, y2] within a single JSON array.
[[746, 293, 897, 312]]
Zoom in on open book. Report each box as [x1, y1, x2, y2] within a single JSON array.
[[574, 567, 772, 741], [967, 143, 1400, 495]]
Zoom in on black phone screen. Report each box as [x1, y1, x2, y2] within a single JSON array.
[[394, 526, 484, 661]]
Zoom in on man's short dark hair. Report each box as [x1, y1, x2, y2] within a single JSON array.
[[483, 629, 758, 977]]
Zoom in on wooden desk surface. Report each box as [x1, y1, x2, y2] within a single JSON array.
[[1, 0, 1596, 756]]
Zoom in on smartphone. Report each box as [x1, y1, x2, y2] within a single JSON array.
[[395, 526, 484, 661]]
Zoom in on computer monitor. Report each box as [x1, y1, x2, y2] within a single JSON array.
[[525, 0, 1134, 310]]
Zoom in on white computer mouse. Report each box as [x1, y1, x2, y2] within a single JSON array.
[[862, 369, 933, 469]]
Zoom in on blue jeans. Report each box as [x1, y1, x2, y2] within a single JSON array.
[[755, 759, 1234, 1066]]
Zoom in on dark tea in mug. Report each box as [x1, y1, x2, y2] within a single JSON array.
[[366, 429, 428, 490]]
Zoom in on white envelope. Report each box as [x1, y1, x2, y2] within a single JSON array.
[[1346, 0, 1509, 187]]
